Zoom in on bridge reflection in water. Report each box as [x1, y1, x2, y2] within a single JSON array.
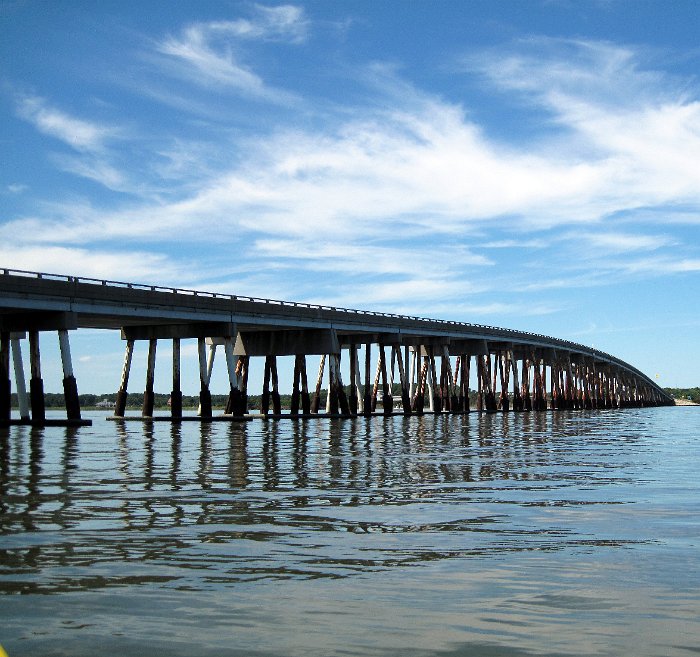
[[0, 268, 672, 427], [1, 410, 644, 593]]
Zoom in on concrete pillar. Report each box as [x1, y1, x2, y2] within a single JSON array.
[[115, 339, 134, 417], [58, 329, 81, 421], [311, 354, 325, 414], [395, 345, 411, 416], [171, 338, 182, 419], [142, 338, 157, 417], [28, 331, 45, 422], [353, 349, 363, 414], [197, 337, 212, 418], [348, 344, 358, 415], [11, 336, 29, 421], [363, 344, 372, 417], [0, 332, 10, 422]]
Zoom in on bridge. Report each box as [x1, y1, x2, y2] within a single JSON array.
[[0, 268, 673, 426]]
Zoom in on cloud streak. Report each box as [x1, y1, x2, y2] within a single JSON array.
[[155, 6, 307, 103], [16, 95, 115, 152]]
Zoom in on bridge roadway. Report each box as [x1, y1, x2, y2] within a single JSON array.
[[0, 268, 673, 426]]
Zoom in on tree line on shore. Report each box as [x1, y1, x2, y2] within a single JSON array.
[[8, 386, 696, 409], [664, 387, 700, 403], [8, 386, 480, 410]]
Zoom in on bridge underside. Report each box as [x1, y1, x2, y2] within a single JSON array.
[[0, 271, 673, 426]]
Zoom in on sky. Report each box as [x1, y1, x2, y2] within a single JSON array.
[[1, 0, 699, 394]]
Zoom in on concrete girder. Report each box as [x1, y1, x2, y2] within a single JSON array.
[[0, 311, 78, 332], [122, 322, 235, 341]]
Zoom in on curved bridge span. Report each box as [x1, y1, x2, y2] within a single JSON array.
[[0, 269, 673, 426]]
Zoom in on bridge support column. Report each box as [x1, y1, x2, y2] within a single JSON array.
[[498, 351, 510, 412], [380, 346, 392, 415], [348, 345, 358, 415], [395, 345, 411, 415], [142, 338, 157, 417], [0, 332, 10, 422], [270, 356, 282, 416], [353, 348, 364, 415], [363, 344, 372, 416], [289, 354, 311, 416], [311, 355, 326, 414], [11, 336, 29, 422], [223, 339, 238, 416], [29, 331, 46, 423], [461, 354, 471, 413], [170, 338, 182, 419], [197, 338, 213, 419], [225, 354, 250, 417], [511, 353, 522, 412], [114, 339, 133, 417], [262, 355, 272, 416], [291, 354, 301, 416], [329, 353, 350, 416], [59, 329, 81, 421]]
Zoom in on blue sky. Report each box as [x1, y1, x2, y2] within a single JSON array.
[[1, 0, 699, 393]]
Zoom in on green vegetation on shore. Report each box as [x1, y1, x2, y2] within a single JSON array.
[[664, 387, 700, 403], [8, 387, 695, 410]]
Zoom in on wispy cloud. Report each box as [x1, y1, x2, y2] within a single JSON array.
[[16, 95, 115, 152], [155, 5, 307, 103], [4, 183, 28, 195], [0, 245, 182, 282]]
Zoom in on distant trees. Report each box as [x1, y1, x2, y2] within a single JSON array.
[[664, 387, 700, 403]]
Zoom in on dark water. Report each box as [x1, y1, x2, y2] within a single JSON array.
[[1, 407, 699, 657]]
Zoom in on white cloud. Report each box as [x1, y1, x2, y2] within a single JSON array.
[[575, 231, 674, 253], [155, 6, 306, 102], [16, 95, 114, 152], [208, 5, 308, 43], [0, 246, 182, 283], [5, 183, 28, 195]]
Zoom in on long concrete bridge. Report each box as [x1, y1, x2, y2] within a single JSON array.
[[0, 268, 673, 426]]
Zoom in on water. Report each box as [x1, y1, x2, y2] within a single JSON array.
[[1, 407, 699, 656]]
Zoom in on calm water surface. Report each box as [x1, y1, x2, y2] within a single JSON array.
[[1, 407, 699, 656]]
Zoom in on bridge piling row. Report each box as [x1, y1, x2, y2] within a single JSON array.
[[107, 329, 671, 422], [0, 323, 89, 426]]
